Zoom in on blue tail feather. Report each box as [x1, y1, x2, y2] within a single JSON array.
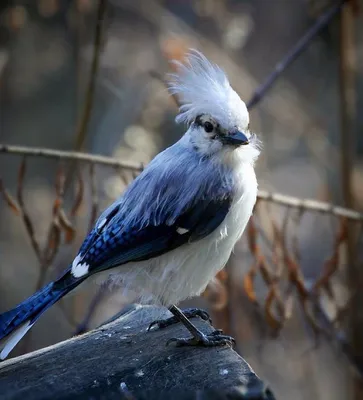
[[0, 282, 65, 340], [0, 270, 83, 358]]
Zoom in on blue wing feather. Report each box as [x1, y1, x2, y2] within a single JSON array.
[[76, 195, 232, 275]]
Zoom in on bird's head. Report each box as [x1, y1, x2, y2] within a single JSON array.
[[169, 50, 260, 165]]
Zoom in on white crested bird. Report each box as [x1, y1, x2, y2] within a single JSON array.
[[0, 50, 260, 359]]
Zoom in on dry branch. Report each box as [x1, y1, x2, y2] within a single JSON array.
[[73, 0, 107, 152], [246, 0, 348, 109], [1, 144, 362, 221], [0, 144, 141, 171], [256, 191, 363, 221], [0, 305, 275, 400]]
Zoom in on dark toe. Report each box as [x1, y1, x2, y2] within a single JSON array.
[[181, 308, 212, 324], [148, 308, 212, 332]]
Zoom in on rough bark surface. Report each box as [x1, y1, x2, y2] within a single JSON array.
[[0, 305, 275, 399]]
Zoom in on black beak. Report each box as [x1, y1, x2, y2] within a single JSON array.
[[222, 131, 249, 146]]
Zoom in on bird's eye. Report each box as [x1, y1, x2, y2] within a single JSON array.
[[204, 121, 214, 133]]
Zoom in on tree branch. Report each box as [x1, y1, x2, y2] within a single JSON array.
[[0, 305, 275, 400], [0, 144, 141, 171], [73, 0, 107, 151], [1, 143, 362, 221], [246, 0, 348, 109]]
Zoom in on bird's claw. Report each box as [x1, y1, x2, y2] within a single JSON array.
[[166, 329, 235, 348], [148, 308, 212, 331], [148, 319, 171, 331]]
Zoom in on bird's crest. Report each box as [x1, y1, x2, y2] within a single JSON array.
[[168, 50, 249, 129]]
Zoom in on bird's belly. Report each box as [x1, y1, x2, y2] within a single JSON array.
[[107, 235, 231, 306], [103, 196, 254, 306]]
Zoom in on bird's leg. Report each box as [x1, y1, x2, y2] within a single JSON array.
[[149, 305, 235, 348], [148, 306, 211, 331]]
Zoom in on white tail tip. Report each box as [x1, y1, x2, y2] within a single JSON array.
[[0, 320, 34, 360]]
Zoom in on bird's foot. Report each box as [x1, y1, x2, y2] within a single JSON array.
[[148, 308, 211, 331], [166, 329, 235, 347]]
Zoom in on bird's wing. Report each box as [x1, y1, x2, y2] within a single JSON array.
[[71, 194, 232, 277]]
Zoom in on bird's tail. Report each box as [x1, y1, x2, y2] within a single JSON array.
[[0, 270, 81, 360]]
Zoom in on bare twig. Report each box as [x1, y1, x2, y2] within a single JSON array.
[[70, 170, 85, 217], [313, 298, 363, 381], [0, 51, 9, 79], [73, 0, 107, 151], [312, 218, 347, 295], [63, 0, 107, 195], [88, 163, 99, 232], [338, 4, 361, 398], [0, 144, 141, 171], [74, 284, 108, 335], [0, 178, 20, 215], [16, 157, 42, 263], [1, 144, 362, 221], [257, 190, 363, 221], [246, 0, 348, 109]]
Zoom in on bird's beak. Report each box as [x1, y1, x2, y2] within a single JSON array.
[[223, 131, 249, 146]]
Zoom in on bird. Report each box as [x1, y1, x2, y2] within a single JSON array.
[[0, 50, 260, 360]]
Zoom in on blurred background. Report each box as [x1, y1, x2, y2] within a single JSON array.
[[0, 0, 363, 399]]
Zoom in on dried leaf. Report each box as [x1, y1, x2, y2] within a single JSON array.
[[55, 163, 65, 197], [88, 163, 99, 231], [265, 288, 283, 332], [312, 217, 347, 294], [285, 254, 308, 299], [204, 279, 228, 311], [243, 266, 258, 304], [302, 299, 322, 335], [58, 209, 76, 243], [259, 258, 274, 286], [53, 198, 62, 213], [0, 178, 20, 215], [215, 269, 228, 283], [247, 218, 257, 254], [42, 220, 61, 268], [23, 213, 42, 260], [14, 158, 43, 262], [17, 157, 26, 205], [70, 171, 84, 217], [47, 221, 61, 250]]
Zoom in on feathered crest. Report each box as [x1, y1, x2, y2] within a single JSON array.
[[168, 50, 248, 128]]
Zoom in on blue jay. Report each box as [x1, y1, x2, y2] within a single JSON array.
[[0, 50, 260, 359]]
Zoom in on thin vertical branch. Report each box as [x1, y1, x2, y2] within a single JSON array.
[[60, 0, 107, 328], [88, 163, 99, 232], [339, 3, 361, 398], [73, 0, 107, 151], [339, 7, 356, 211], [74, 284, 108, 335], [64, 0, 107, 191], [247, 0, 347, 109], [16, 158, 42, 263]]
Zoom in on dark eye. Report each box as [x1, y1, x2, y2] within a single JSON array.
[[204, 121, 214, 133]]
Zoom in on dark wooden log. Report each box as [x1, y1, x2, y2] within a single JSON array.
[[0, 305, 276, 399]]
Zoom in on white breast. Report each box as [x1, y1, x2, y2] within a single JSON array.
[[102, 163, 258, 307]]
